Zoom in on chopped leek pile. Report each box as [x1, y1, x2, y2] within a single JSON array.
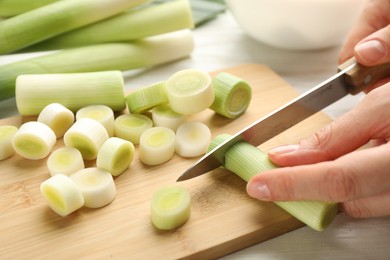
[[208, 134, 338, 231]]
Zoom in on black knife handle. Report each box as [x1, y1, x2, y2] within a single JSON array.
[[338, 57, 390, 95]]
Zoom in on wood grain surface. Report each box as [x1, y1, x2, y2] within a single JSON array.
[[0, 64, 332, 259]]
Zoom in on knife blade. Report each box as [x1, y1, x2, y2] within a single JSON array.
[[177, 58, 390, 182]]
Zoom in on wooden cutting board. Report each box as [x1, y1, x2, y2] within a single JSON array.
[[0, 64, 332, 259]]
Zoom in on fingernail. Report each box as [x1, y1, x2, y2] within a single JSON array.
[[268, 144, 299, 155], [355, 40, 386, 63], [247, 181, 271, 201]]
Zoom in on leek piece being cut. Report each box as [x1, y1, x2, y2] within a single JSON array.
[[0, 30, 194, 101], [70, 167, 116, 208], [166, 69, 214, 115], [40, 174, 84, 217], [126, 81, 168, 114], [151, 185, 191, 230], [0, 125, 18, 160], [209, 134, 338, 231], [114, 114, 153, 145], [0, 0, 149, 54], [152, 104, 186, 131], [16, 71, 125, 116], [23, 0, 194, 51], [63, 118, 109, 160], [47, 147, 85, 177], [37, 103, 75, 138], [76, 105, 115, 137], [0, 0, 59, 17], [96, 137, 135, 177], [210, 72, 252, 119], [175, 121, 211, 157], [139, 127, 176, 165], [12, 121, 56, 160]]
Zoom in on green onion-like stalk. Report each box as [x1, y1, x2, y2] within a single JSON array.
[[0, 30, 194, 101], [209, 134, 338, 231], [0, 0, 59, 17], [0, 0, 149, 54], [22, 0, 194, 52]]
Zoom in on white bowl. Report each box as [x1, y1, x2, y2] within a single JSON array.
[[226, 0, 366, 50]]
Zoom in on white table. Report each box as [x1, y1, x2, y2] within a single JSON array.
[[1, 10, 389, 260]]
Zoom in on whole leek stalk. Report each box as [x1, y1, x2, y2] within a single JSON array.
[[22, 0, 194, 52], [0, 0, 149, 54], [0, 0, 60, 17], [209, 134, 338, 231], [0, 30, 194, 101]]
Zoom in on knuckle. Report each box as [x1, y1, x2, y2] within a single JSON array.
[[270, 168, 296, 201], [321, 166, 360, 202], [302, 124, 334, 153], [341, 201, 372, 218]]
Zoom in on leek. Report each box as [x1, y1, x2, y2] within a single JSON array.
[[0, 0, 149, 54], [23, 0, 194, 51], [151, 185, 191, 230], [0, 125, 18, 160], [40, 174, 84, 217], [16, 71, 125, 116], [37, 103, 75, 138], [175, 121, 211, 157], [0, 30, 194, 101], [126, 81, 168, 114], [47, 147, 85, 177], [70, 167, 116, 208], [114, 114, 153, 145], [0, 0, 60, 17], [76, 105, 115, 137], [209, 134, 338, 231], [152, 104, 186, 131]]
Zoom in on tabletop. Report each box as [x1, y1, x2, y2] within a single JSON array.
[[0, 9, 389, 260]]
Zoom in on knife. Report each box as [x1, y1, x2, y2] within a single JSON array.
[[177, 57, 390, 182]]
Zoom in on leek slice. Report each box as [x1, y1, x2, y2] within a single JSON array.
[[210, 72, 252, 119], [63, 118, 109, 161], [126, 81, 168, 114], [0, 30, 194, 101], [0, 125, 18, 160], [47, 147, 85, 177], [40, 174, 84, 217], [139, 127, 176, 165], [96, 137, 135, 177], [114, 114, 153, 145], [16, 71, 125, 116], [37, 103, 75, 138], [23, 0, 194, 51], [70, 168, 116, 208], [151, 186, 191, 230], [12, 121, 56, 160], [166, 69, 214, 115], [152, 104, 186, 131], [0, 0, 149, 54], [209, 134, 338, 231], [76, 105, 115, 137], [175, 121, 211, 157]]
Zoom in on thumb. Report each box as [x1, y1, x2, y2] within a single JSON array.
[[354, 25, 390, 66]]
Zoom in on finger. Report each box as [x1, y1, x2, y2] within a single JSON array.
[[340, 191, 390, 218], [354, 25, 390, 66], [268, 84, 390, 167], [247, 144, 390, 202]]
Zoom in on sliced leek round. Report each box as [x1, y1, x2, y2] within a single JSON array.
[[76, 104, 115, 137], [63, 118, 109, 160], [0, 125, 18, 160], [114, 114, 153, 145], [151, 185, 191, 230], [12, 121, 56, 160], [96, 137, 135, 176], [37, 103, 75, 138], [210, 72, 252, 119], [40, 174, 84, 217], [126, 81, 168, 114], [70, 167, 116, 208], [175, 121, 211, 157], [139, 127, 175, 165], [166, 69, 214, 115], [47, 147, 85, 177], [151, 103, 186, 132]]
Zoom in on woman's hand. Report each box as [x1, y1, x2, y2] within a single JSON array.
[[246, 84, 390, 218]]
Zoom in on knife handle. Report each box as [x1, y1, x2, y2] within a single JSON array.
[[338, 57, 390, 95]]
